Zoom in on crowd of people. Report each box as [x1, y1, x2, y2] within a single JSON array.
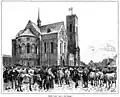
[[3, 65, 117, 92]]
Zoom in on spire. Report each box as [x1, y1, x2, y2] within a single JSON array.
[[37, 8, 41, 28], [38, 8, 40, 20]]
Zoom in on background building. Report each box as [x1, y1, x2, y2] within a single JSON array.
[[3, 55, 12, 67]]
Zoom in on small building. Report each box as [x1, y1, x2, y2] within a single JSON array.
[[3, 55, 12, 67]]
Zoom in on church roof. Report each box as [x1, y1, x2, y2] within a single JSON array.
[[30, 21, 41, 34], [40, 21, 64, 33], [16, 21, 65, 38], [18, 29, 37, 37], [16, 20, 41, 38]]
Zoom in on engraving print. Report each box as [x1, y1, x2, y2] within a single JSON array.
[[2, 2, 118, 93]]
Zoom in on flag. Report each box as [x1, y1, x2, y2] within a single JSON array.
[[69, 7, 73, 11], [68, 7, 73, 15]]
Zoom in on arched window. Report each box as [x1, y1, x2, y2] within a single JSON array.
[[21, 43, 25, 53], [27, 43, 30, 53], [18, 45, 21, 54], [35, 45, 37, 54], [27, 37, 30, 41], [31, 44, 35, 53], [47, 28, 51, 33], [16, 45, 19, 54], [44, 42, 47, 53], [60, 42, 63, 54], [64, 43, 66, 53], [50, 42, 54, 53], [18, 38, 21, 42], [69, 24, 72, 32]]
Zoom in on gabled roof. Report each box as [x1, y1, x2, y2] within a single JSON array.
[[17, 29, 37, 37], [40, 21, 64, 33], [15, 21, 65, 38], [16, 20, 41, 38], [29, 20, 41, 34]]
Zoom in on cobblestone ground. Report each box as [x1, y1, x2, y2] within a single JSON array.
[[3, 80, 117, 93]]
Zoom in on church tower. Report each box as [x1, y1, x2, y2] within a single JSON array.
[[37, 9, 41, 28], [66, 8, 80, 66]]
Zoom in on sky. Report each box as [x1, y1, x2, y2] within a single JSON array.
[[2, 2, 118, 64]]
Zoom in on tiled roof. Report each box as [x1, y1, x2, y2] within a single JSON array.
[[16, 21, 64, 38], [18, 29, 36, 37], [16, 20, 41, 38], [30, 21, 41, 34], [40, 21, 64, 33]]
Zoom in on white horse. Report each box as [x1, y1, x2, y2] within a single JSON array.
[[96, 71, 104, 86], [47, 68, 55, 78], [104, 72, 117, 89], [64, 69, 70, 85], [89, 71, 97, 86], [57, 69, 64, 86]]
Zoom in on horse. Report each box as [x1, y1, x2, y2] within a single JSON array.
[[15, 67, 34, 92], [64, 68, 70, 86], [47, 68, 55, 78], [71, 68, 80, 88], [35, 74, 42, 89], [3, 69, 9, 83], [51, 67, 58, 84], [28, 68, 34, 85], [15, 73, 24, 92], [57, 68, 64, 86], [47, 68, 55, 88], [21, 73, 33, 91], [96, 71, 104, 86], [104, 72, 117, 89], [82, 68, 91, 88], [41, 69, 53, 91], [3, 68, 12, 90], [89, 71, 98, 86], [3, 68, 19, 90]]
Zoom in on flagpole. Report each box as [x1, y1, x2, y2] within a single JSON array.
[[69, 7, 73, 15]]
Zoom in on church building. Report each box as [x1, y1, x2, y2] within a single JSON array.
[[12, 9, 80, 67]]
